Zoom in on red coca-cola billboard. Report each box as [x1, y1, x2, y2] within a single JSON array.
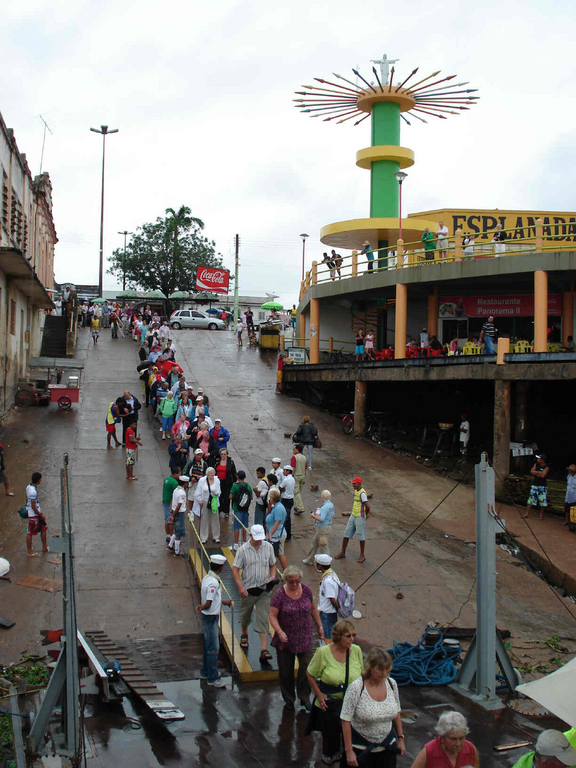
[[195, 266, 230, 294]]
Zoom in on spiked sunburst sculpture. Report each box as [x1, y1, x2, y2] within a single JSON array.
[[294, 55, 480, 251]]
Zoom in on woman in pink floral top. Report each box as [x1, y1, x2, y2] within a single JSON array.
[[269, 565, 325, 711]]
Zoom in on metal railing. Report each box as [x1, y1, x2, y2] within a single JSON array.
[[300, 219, 576, 298]]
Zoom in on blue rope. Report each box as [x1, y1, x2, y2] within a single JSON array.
[[387, 627, 461, 686]]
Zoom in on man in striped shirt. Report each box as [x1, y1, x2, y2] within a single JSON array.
[[232, 524, 277, 662]]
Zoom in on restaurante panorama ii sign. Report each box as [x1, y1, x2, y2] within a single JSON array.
[[409, 209, 576, 241]]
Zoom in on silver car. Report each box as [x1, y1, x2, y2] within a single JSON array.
[[170, 309, 226, 330]]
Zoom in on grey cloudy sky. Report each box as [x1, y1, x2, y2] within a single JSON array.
[[4, 0, 576, 308]]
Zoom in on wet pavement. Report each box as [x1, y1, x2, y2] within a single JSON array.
[[1, 326, 575, 766]]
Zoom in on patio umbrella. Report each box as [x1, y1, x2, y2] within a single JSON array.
[[261, 301, 284, 310], [145, 290, 167, 299], [117, 289, 140, 298], [205, 307, 221, 315], [516, 656, 576, 727], [169, 291, 190, 299], [92, 297, 105, 304]]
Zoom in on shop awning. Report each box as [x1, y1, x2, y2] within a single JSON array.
[[0, 247, 54, 309]]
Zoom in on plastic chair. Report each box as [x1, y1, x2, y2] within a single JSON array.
[[462, 342, 476, 356], [547, 343, 561, 353]]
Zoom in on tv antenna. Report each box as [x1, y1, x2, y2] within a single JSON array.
[[39, 114, 53, 174]]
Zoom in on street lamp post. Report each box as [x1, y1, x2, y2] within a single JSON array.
[[117, 230, 132, 290], [394, 172, 408, 241], [90, 125, 119, 298], [299, 233, 309, 281]]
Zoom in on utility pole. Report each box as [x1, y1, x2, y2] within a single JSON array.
[[118, 230, 132, 290], [233, 234, 240, 327], [90, 125, 119, 298]]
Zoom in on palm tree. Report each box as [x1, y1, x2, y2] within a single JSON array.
[[165, 206, 204, 286]]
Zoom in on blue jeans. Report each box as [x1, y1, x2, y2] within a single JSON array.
[[320, 611, 338, 640], [163, 502, 172, 522], [484, 336, 495, 354], [201, 613, 220, 682], [305, 443, 313, 468]]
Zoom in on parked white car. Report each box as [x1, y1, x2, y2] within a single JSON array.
[[170, 309, 226, 330]]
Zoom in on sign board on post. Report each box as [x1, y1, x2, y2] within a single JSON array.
[[287, 347, 307, 363], [195, 267, 230, 294], [439, 294, 562, 318]]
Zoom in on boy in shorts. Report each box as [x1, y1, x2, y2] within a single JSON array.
[[26, 472, 48, 557], [125, 418, 142, 481]]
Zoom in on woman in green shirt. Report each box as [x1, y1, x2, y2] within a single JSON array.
[[421, 228, 436, 262], [306, 619, 363, 765]]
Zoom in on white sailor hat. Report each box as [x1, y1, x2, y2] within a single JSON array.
[[315, 554, 332, 566], [210, 554, 227, 566]]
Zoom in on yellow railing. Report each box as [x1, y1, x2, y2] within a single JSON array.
[[300, 218, 576, 297]]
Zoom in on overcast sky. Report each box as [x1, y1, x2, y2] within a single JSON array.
[[4, 0, 576, 308]]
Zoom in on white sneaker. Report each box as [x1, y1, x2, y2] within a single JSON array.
[[208, 678, 226, 688], [302, 559, 312, 565], [214, 539, 220, 543], [233, 543, 239, 551]]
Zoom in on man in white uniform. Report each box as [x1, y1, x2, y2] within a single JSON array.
[[196, 554, 232, 687], [270, 458, 283, 485], [315, 554, 340, 639]]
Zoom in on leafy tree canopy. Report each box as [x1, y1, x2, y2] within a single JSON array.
[[107, 206, 224, 296]]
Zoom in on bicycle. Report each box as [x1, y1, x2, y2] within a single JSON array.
[[15, 386, 50, 408], [327, 349, 355, 364]]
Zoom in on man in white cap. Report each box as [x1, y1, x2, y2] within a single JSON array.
[[314, 554, 340, 639], [196, 554, 232, 687], [167, 475, 189, 557], [232, 524, 277, 662], [278, 465, 295, 541], [270, 458, 283, 486], [512, 730, 576, 768]]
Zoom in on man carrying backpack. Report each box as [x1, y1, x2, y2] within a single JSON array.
[[315, 554, 340, 639], [229, 470, 253, 551], [335, 476, 370, 564]]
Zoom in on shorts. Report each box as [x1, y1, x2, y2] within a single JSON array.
[[239, 591, 272, 634], [163, 501, 172, 522], [28, 516, 47, 536], [254, 503, 266, 526], [173, 510, 186, 538], [437, 237, 448, 251], [126, 449, 136, 466], [0, 469, 7, 483], [106, 423, 116, 434], [272, 534, 287, 556], [527, 485, 547, 508], [344, 515, 366, 541], [237, 331, 242, 338], [355, 345, 365, 355], [365, 342, 373, 350], [233, 510, 249, 531]]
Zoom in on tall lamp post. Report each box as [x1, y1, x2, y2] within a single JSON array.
[[90, 125, 119, 298], [394, 172, 408, 241], [299, 233, 309, 281], [117, 230, 132, 290]]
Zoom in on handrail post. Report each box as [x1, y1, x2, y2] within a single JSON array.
[[329, 336, 333, 353], [396, 239, 404, 269], [306, 270, 311, 291], [299, 280, 305, 300], [311, 260, 318, 286], [454, 229, 463, 261], [351, 249, 358, 277], [536, 218, 543, 253]]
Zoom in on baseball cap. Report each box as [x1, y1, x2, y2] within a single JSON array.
[[196, 396, 204, 402], [315, 554, 332, 566], [251, 524, 266, 541], [194, 448, 204, 455], [536, 731, 576, 765], [535, 453, 547, 460], [179, 475, 190, 482], [272, 457, 281, 463], [351, 476, 362, 484], [283, 465, 293, 471], [197, 388, 203, 393], [210, 554, 227, 566], [214, 418, 221, 423]]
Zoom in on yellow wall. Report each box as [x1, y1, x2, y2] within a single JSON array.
[[408, 208, 576, 242]]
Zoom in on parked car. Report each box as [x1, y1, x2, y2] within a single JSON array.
[[170, 309, 226, 330]]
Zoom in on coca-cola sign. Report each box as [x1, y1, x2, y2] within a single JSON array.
[[195, 266, 230, 294]]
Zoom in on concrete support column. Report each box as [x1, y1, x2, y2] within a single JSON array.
[[394, 284, 407, 359], [534, 270, 548, 353], [354, 380, 368, 437], [493, 379, 511, 490], [329, 337, 334, 353], [512, 380, 529, 472], [535, 218, 543, 253], [562, 284, 574, 347], [427, 285, 438, 338], [310, 298, 320, 364]]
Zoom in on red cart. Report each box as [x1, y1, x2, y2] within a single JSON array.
[[48, 377, 81, 411]]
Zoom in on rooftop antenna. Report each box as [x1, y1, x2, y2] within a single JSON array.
[[39, 115, 53, 174]]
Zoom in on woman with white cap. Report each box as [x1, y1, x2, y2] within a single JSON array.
[[196, 467, 222, 544], [196, 553, 232, 688], [168, 475, 189, 557]]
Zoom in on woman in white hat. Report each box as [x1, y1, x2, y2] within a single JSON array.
[[196, 554, 232, 688]]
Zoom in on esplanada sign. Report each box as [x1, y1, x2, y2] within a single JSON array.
[[195, 267, 230, 294]]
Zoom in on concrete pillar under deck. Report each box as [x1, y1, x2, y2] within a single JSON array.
[[427, 285, 439, 339], [534, 270, 548, 353], [512, 380, 529, 472], [493, 380, 511, 492], [562, 287, 574, 347], [354, 380, 368, 437], [310, 298, 320, 364], [394, 284, 407, 359]]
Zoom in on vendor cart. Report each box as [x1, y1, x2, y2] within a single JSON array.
[[259, 322, 281, 350], [48, 374, 81, 411]]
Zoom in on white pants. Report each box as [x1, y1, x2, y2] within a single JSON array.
[[200, 508, 220, 542]]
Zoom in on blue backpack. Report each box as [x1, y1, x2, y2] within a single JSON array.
[[334, 574, 355, 618]]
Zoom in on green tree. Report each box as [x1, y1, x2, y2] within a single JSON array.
[[107, 206, 223, 297]]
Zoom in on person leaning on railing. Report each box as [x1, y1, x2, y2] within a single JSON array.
[[421, 228, 436, 262]]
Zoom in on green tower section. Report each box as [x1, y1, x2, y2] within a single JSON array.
[[370, 102, 401, 219]]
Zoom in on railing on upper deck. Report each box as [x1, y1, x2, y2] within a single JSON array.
[[299, 218, 575, 300]]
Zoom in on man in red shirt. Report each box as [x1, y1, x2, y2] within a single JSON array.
[[125, 418, 142, 481]]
